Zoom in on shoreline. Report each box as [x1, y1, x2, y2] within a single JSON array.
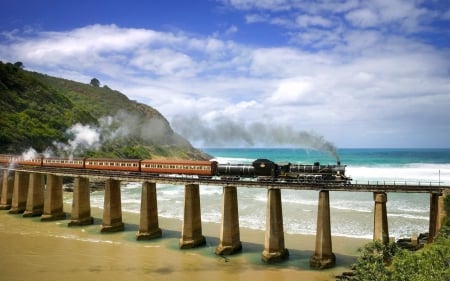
[[0, 198, 370, 281]]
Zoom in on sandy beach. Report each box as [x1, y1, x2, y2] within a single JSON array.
[[0, 197, 370, 281]]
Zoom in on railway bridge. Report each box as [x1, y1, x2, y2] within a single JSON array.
[[0, 165, 448, 269]]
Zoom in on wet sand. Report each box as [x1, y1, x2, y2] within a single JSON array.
[[0, 199, 369, 281]]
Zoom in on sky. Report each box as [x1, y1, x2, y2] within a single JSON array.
[[1, 0, 450, 149]]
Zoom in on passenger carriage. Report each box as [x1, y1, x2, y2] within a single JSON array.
[[0, 154, 43, 166], [140, 160, 217, 176], [85, 158, 141, 172], [43, 157, 85, 169]]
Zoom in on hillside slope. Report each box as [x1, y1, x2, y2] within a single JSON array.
[[0, 61, 210, 160]]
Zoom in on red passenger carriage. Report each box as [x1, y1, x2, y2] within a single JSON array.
[[43, 157, 85, 169], [140, 160, 217, 176], [0, 154, 43, 166], [85, 158, 141, 172]]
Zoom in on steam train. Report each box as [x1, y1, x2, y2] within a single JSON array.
[[0, 154, 351, 183]]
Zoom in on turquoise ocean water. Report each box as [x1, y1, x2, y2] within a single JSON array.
[[81, 148, 450, 240]]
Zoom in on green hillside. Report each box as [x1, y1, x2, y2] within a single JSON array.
[[0, 61, 210, 160]]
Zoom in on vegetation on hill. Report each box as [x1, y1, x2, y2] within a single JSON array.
[[342, 192, 450, 281], [0, 61, 210, 160]]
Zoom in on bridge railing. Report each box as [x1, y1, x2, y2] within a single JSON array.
[[351, 179, 443, 187]]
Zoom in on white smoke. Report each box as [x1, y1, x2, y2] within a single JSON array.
[[40, 110, 171, 157], [68, 123, 101, 149], [98, 110, 169, 142], [52, 123, 101, 157], [22, 147, 39, 160]]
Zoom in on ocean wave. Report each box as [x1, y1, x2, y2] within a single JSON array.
[[347, 164, 450, 185], [211, 156, 255, 164], [387, 213, 429, 220]]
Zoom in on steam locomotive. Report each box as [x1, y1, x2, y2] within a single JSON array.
[[218, 159, 350, 183], [0, 154, 350, 183]]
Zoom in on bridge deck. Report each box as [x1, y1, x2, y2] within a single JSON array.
[[2, 165, 446, 194]]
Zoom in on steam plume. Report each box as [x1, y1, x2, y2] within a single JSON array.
[[46, 110, 170, 157], [172, 115, 340, 161]]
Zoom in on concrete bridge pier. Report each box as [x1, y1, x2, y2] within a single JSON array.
[[310, 190, 335, 269], [0, 170, 14, 210], [179, 184, 206, 249], [215, 186, 242, 255], [136, 182, 162, 240], [41, 174, 66, 221], [101, 179, 124, 232], [68, 177, 94, 226], [429, 192, 446, 242], [373, 192, 389, 244], [262, 188, 289, 263], [23, 173, 45, 217], [9, 171, 29, 214]]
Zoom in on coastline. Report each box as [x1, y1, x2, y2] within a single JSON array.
[[0, 197, 370, 281]]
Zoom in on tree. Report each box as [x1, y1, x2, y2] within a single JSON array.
[[14, 61, 24, 69], [90, 78, 100, 87]]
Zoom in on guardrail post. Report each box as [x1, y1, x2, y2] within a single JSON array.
[[373, 192, 389, 245], [215, 185, 242, 255], [9, 171, 29, 214], [262, 188, 289, 263], [101, 179, 124, 232], [179, 184, 205, 249], [23, 173, 45, 217], [0, 170, 14, 210], [136, 181, 162, 240], [310, 190, 335, 269], [41, 174, 66, 221], [68, 177, 94, 226]]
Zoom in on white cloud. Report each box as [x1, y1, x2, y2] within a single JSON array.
[[225, 0, 290, 11], [344, 0, 429, 31], [296, 15, 333, 28], [225, 25, 238, 35], [267, 77, 316, 105], [130, 48, 196, 77], [245, 13, 268, 23], [345, 8, 379, 27]]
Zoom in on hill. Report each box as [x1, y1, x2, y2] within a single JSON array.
[[0, 61, 210, 160]]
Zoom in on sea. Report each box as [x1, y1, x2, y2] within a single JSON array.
[[76, 148, 450, 240]]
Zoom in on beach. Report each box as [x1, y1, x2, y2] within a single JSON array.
[[0, 199, 369, 281]]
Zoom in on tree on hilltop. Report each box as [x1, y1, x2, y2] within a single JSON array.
[[90, 78, 100, 87], [14, 61, 24, 69]]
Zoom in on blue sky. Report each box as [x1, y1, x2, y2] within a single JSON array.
[[1, 0, 450, 148]]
